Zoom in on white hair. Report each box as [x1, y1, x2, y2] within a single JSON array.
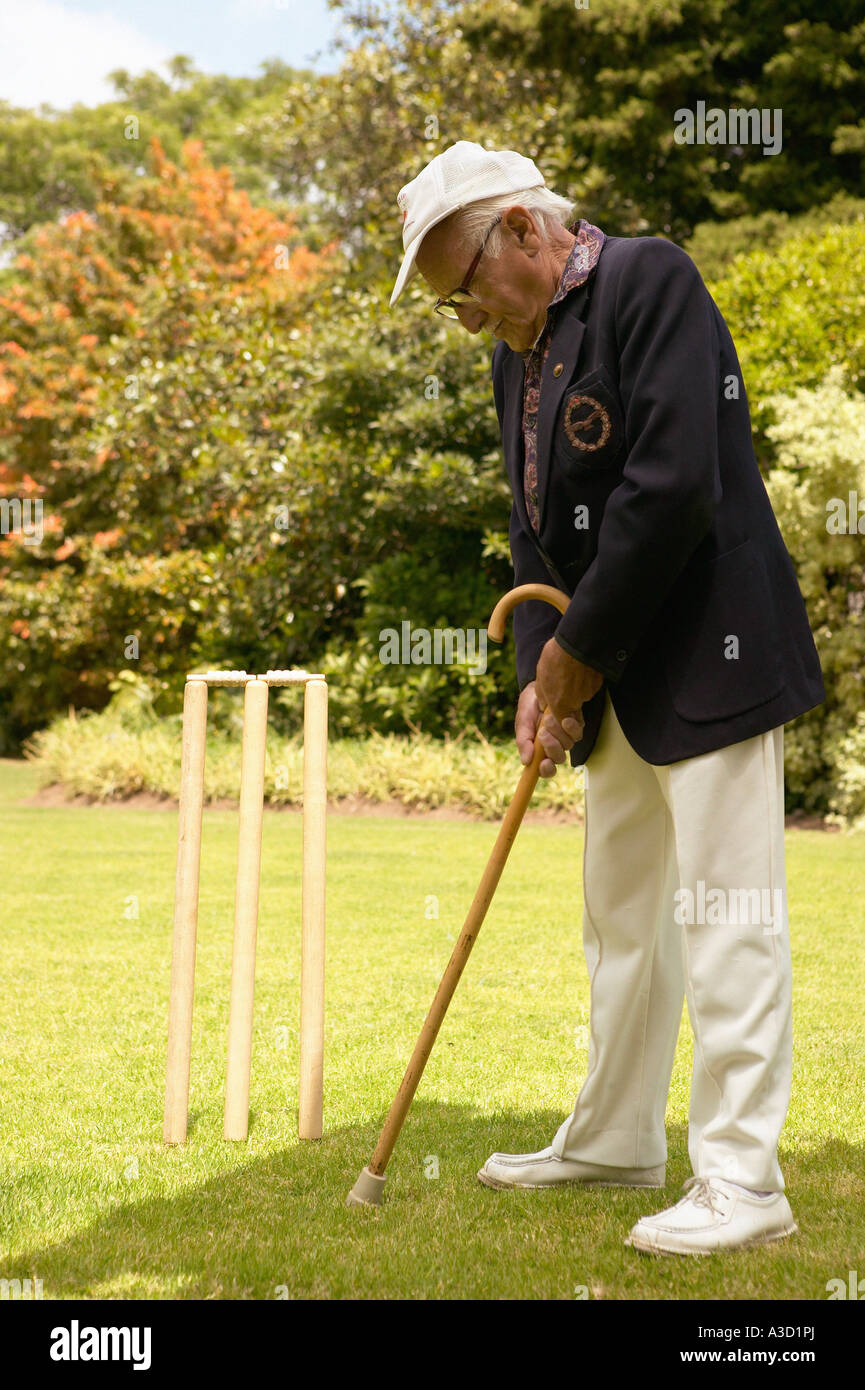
[[451, 187, 577, 259]]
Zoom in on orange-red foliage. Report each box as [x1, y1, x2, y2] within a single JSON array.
[[0, 137, 327, 505]]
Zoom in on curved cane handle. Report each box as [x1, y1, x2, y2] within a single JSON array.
[[487, 582, 572, 773], [487, 582, 570, 642]]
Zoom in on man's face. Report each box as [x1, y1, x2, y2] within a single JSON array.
[[415, 206, 557, 354]]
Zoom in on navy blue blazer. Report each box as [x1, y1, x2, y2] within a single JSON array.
[[491, 234, 825, 766]]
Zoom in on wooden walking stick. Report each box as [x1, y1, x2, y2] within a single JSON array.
[[347, 583, 570, 1206]]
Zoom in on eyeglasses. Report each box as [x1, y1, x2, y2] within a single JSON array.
[[433, 217, 503, 318]]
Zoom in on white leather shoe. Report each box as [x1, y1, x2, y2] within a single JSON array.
[[477, 1146, 666, 1190], [625, 1177, 798, 1255]]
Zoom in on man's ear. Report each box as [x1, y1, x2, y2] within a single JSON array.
[[502, 205, 540, 251]]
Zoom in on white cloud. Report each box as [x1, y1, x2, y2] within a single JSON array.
[[0, 1, 171, 111]]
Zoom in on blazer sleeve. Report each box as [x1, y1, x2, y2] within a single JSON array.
[[554, 238, 722, 681]]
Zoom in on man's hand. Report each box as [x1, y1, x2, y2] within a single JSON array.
[[515, 678, 587, 777], [515, 640, 604, 777], [536, 636, 604, 732]]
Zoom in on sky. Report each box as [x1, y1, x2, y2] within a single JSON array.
[[0, 0, 346, 110]]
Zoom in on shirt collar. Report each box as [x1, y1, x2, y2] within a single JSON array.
[[522, 218, 606, 360]]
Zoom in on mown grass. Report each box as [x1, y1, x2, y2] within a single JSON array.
[[0, 757, 862, 1300]]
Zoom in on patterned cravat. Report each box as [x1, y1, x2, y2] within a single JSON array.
[[522, 219, 606, 532]]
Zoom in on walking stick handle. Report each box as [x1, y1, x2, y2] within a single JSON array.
[[487, 582, 571, 642], [489, 581, 572, 746]]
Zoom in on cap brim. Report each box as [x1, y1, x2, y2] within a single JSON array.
[[389, 240, 421, 307], [389, 205, 464, 308]]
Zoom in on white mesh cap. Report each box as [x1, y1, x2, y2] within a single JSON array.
[[389, 141, 547, 308]]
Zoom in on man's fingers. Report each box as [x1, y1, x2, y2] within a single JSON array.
[[515, 719, 537, 761], [514, 684, 583, 771], [538, 731, 567, 765], [516, 713, 538, 765], [539, 711, 583, 751], [515, 684, 541, 764], [519, 734, 565, 772]]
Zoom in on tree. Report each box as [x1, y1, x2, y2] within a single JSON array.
[[0, 133, 514, 752], [249, 0, 865, 280], [0, 57, 315, 245], [0, 138, 324, 747], [458, 0, 865, 236], [761, 371, 865, 814]]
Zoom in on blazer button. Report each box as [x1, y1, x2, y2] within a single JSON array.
[[616, 650, 627, 662], [552, 363, 564, 377]]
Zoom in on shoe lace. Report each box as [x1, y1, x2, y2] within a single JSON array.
[[682, 1177, 728, 1215]]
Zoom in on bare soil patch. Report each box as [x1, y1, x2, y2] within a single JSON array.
[[25, 782, 838, 828]]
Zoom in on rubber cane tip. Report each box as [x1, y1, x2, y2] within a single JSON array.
[[346, 1166, 387, 1208]]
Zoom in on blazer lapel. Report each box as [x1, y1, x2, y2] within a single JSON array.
[[535, 301, 587, 530], [502, 349, 528, 528]]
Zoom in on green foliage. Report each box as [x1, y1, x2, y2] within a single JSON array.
[[2, 4, 864, 815], [257, 0, 865, 280], [0, 56, 315, 245], [26, 681, 585, 819], [693, 211, 865, 815], [685, 194, 865, 283], [0, 139, 326, 750], [826, 711, 865, 831], [761, 370, 865, 817], [0, 160, 515, 750], [457, 0, 865, 237], [708, 219, 865, 439], [3, 2, 850, 269], [0, 549, 209, 742], [320, 536, 513, 739]]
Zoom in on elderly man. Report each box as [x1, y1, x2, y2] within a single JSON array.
[[389, 141, 824, 1255]]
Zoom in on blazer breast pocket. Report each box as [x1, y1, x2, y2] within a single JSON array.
[[553, 365, 626, 473]]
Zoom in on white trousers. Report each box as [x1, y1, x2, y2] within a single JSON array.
[[552, 696, 793, 1193]]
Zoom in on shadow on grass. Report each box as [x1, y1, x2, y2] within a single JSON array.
[[6, 1106, 861, 1300]]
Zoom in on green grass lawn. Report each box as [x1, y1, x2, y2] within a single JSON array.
[[0, 756, 862, 1300]]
